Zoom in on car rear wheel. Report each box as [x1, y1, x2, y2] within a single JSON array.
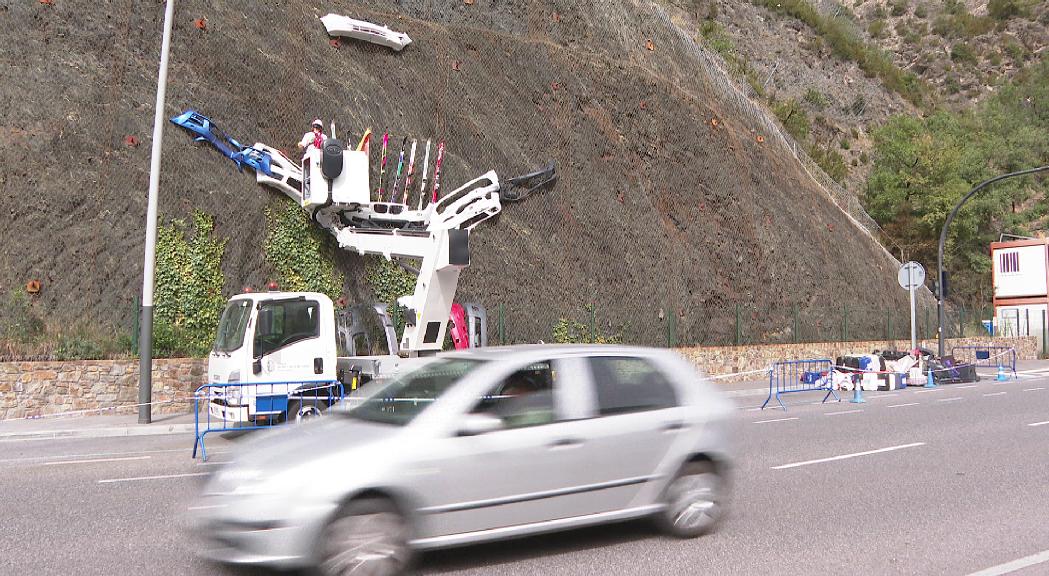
[[319, 498, 412, 576], [658, 462, 722, 538]]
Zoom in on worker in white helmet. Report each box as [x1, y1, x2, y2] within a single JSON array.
[[297, 118, 327, 153]]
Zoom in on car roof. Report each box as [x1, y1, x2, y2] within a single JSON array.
[[439, 343, 673, 362]]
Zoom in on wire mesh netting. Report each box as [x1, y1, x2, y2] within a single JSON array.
[[3, 0, 942, 353]]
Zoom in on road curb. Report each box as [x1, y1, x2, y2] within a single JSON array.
[[0, 423, 196, 441]]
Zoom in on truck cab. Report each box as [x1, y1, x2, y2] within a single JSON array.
[[208, 292, 341, 424]]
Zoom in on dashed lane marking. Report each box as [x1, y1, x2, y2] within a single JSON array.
[[1024, 387, 1045, 392], [887, 402, 920, 408], [98, 472, 209, 484], [956, 385, 979, 389], [753, 417, 799, 424], [772, 442, 925, 470], [982, 392, 1007, 397], [915, 388, 944, 394], [1027, 421, 1049, 428], [40, 456, 150, 466], [825, 409, 863, 416], [937, 397, 964, 402]]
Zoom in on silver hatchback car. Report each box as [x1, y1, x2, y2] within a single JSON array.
[[192, 345, 735, 575]]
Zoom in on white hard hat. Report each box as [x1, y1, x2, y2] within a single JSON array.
[[311, 118, 323, 128]]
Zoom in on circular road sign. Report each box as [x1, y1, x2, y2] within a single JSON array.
[[898, 261, 926, 290]]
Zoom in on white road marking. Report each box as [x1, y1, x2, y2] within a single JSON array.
[[97, 472, 209, 484], [1027, 421, 1049, 428], [40, 456, 150, 466], [915, 388, 943, 394], [1024, 387, 1045, 392], [772, 442, 925, 470], [869, 393, 899, 399], [956, 385, 979, 389], [825, 409, 863, 416], [0, 447, 188, 464], [887, 402, 920, 408], [938, 397, 964, 402], [982, 392, 1007, 397], [186, 504, 227, 511], [753, 417, 799, 424], [965, 549, 1049, 576]]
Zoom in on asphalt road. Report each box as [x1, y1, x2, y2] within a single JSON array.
[[1, 369, 1047, 576]]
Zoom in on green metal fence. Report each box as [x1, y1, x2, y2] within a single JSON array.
[[487, 301, 1001, 349]]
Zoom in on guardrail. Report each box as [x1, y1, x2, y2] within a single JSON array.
[[761, 359, 840, 411], [192, 380, 344, 461], [950, 346, 1017, 377]]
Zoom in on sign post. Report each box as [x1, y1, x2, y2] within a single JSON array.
[[898, 261, 926, 351]]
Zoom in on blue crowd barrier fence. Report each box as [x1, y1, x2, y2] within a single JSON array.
[[193, 380, 344, 461], [761, 358, 840, 411], [950, 346, 1016, 377]]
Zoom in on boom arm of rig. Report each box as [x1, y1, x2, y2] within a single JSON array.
[[248, 135, 556, 357]]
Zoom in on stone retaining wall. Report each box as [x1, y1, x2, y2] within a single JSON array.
[[678, 336, 1038, 383], [0, 336, 1037, 419], [0, 358, 205, 420]]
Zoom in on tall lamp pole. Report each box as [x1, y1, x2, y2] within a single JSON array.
[[139, 0, 177, 425], [937, 165, 1049, 357]]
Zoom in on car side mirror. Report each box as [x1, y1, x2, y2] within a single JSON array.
[[252, 358, 262, 375], [457, 413, 504, 437]]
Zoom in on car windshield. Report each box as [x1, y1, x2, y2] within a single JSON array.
[[344, 358, 485, 426], [213, 300, 252, 353]]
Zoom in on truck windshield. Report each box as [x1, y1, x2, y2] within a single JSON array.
[[213, 300, 252, 353], [345, 358, 485, 426]]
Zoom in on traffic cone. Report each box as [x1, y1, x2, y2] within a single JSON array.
[[996, 364, 1008, 382], [850, 377, 866, 404], [925, 364, 937, 388]]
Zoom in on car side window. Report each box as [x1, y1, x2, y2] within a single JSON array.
[[471, 361, 557, 429], [588, 356, 678, 416]]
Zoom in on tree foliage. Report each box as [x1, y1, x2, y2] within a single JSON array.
[[865, 57, 1049, 303]]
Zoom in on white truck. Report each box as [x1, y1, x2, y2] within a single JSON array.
[[206, 128, 547, 424]]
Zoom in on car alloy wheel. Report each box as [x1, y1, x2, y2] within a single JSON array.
[[660, 462, 721, 538], [320, 499, 412, 576]]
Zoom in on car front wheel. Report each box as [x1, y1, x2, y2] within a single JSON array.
[[319, 498, 413, 576], [658, 462, 722, 538]]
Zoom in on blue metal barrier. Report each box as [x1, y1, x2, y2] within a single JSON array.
[[951, 345, 1017, 377], [761, 359, 840, 411], [192, 380, 344, 461]]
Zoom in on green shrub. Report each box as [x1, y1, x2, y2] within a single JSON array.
[[54, 332, 105, 361], [914, 3, 928, 18], [950, 43, 978, 64], [988, 0, 1027, 21], [810, 143, 849, 183], [1004, 41, 1026, 63], [772, 99, 811, 140], [0, 291, 45, 344], [867, 18, 887, 38], [803, 88, 828, 109], [552, 305, 622, 344], [890, 0, 909, 17]]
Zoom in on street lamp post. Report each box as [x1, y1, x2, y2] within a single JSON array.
[[937, 165, 1049, 357], [139, 0, 177, 425]]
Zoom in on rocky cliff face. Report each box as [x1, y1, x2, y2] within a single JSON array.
[[1, 0, 930, 347]]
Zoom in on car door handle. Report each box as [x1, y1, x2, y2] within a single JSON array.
[[549, 437, 583, 448], [662, 421, 686, 432]]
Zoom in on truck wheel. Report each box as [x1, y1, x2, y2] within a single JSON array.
[[657, 462, 722, 538], [319, 498, 413, 576], [287, 400, 323, 424]]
